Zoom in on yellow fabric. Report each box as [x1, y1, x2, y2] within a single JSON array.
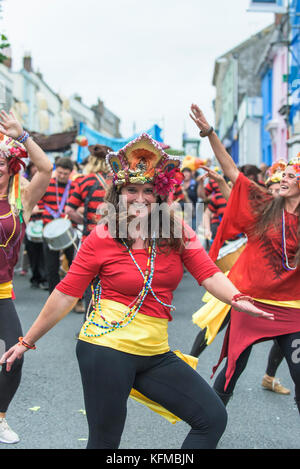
[[193, 297, 231, 346], [79, 298, 170, 356], [254, 299, 300, 308], [0, 281, 13, 299], [130, 351, 199, 424]]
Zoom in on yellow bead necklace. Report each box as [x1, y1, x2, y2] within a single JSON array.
[[0, 210, 16, 248]]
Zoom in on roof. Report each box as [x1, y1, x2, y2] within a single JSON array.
[[30, 129, 77, 152], [212, 23, 275, 85]]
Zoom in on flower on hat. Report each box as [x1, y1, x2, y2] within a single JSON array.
[[154, 168, 183, 197], [0, 144, 28, 175]]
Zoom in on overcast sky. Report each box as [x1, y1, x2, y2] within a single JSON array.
[[1, 0, 274, 156]]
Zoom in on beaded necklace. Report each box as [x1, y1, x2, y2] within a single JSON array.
[[281, 209, 297, 271], [0, 210, 16, 248], [83, 238, 175, 338], [83, 239, 156, 338]]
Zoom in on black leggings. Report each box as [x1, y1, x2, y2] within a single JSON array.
[[213, 331, 300, 405], [0, 298, 24, 413], [76, 341, 227, 449]]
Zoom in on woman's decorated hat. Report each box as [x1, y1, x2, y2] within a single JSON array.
[[0, 133, 27, 174], [266, 159, 286, 186], [106, 133, 183, 197], [0, 133, 28, 216]]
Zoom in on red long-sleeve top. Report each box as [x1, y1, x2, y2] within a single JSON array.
[[56, 223, 220, 321]]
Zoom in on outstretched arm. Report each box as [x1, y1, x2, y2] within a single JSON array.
[[190, 104, 240, 184], [0, 289, 78, 371], [202, 272, 274, 320]]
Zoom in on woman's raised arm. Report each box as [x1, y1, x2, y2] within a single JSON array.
[[0, 110, 52, 218], [190, 104, 240, 184]]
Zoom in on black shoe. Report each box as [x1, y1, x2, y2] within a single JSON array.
[[39, 282, 49, 291]]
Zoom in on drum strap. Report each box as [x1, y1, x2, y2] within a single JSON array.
[[44, 180, 71, 219], [94, 173, 108, 191]]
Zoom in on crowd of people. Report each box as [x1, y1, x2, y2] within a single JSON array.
[[0, 105, 299, 449]]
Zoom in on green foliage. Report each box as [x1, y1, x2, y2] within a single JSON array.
[[165, 148, 185, 156], [0, 33, 10, 64]]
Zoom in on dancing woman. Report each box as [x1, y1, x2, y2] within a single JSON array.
[[1, 134, 272, 449], [190, 104, 300, 412], [0, 111, 52, 443]]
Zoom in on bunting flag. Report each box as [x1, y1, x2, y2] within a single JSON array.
[[77, 123, 163, 162]]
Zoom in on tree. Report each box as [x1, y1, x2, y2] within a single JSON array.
[[0, 34, 10, 64]]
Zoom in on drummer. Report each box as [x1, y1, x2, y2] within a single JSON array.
[[201, 167, 230, 243], [65, 144, 112, 317], [41, 157, 77, 295]]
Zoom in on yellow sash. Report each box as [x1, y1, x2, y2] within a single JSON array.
[[130, 351, 198, 424], [0, 281, 13, 299]]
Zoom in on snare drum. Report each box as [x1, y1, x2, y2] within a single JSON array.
[[43, 218, 77, 251], [215, 237, 247, 273], [26, 220, 44, 243]]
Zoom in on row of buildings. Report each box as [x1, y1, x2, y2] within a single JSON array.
[[0, 53, 121, 158], [212, 0, 300, 167]]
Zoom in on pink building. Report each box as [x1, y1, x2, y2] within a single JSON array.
[[268, 46, 288, 162]]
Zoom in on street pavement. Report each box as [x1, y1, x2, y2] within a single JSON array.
[[1, 270, 299, 450]]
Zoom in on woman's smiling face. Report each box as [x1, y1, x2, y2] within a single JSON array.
[[121, 183, 157, 217], [279, 165, 300, 198]]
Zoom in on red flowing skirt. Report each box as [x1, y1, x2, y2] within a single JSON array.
[[211, 301, 300, 390]]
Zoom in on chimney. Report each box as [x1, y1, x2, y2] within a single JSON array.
[[3, 57, 12, 69], [2, 47, 12, 69], [275, 14, 283, 26], [23, 56, 32, 72]]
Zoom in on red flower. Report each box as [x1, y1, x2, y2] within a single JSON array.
[[7, 156, 26, 175], [6, 146, 28, 175], [154, 168, 183, 197]]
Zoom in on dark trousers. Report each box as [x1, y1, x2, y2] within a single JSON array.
[[76, 342, 227, 449], [43, 242, 75, 294], [213, 331, 300, 406], [0, 299, 24, 413], [25, 235, 46, 284]]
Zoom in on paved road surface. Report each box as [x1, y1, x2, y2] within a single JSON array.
[[1, 271, 299, 449]]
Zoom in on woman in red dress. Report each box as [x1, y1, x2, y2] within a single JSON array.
[[190, 104, 300, 413]]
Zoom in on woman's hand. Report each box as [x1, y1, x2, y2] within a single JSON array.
[[232, 299, 274, 321], [190, 104, 212, 134], [200, 165, 224, 183], [0, 110, 23, 140], [0, 344, 28, 372]]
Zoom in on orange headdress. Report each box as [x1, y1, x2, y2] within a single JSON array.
[[106, 134, 183, 197]]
